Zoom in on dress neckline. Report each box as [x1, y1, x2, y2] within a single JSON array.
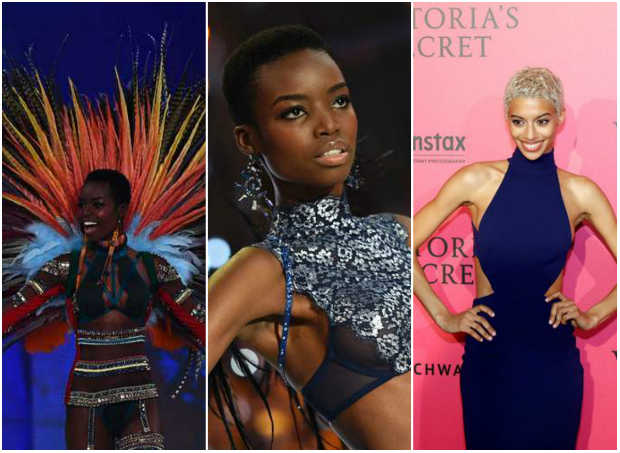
[[271, 195, 351, 235], [509, 147, 557, 175]]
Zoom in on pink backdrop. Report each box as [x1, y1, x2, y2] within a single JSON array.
[[413, 3, 616, 449]]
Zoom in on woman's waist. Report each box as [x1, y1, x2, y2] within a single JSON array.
[[466, 291, 578, 352], [77, 305, 148, 326], [472, 290, 566, 316], [76, 326, 148, 358]]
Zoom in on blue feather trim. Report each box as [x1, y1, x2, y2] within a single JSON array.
[[126, 217, 201, 285], [8, 216, 202, 285], [7, 221, 81, 279]]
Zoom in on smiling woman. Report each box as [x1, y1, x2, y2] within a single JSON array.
[[208, 24, 411, 449], [79, 171, 131, 241], [2, 37, 206, 448], [4, 168, 205, 449], [413, 67, 617, 449]]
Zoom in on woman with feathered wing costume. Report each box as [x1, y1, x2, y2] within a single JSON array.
[[2, 36, 205, 449]]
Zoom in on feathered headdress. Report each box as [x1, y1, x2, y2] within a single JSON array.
[[3, 30, 205, 351]]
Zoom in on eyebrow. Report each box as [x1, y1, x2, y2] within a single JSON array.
[[78, 196, 106, 202], [271, 82, 348, 106], [510, 113, 552, 120]]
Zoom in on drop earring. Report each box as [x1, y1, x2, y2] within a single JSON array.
[[346, 161, 362, 190], [236, 154, 273, 211]]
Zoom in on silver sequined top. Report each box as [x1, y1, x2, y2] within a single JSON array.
[[254, 195, 411, 374]]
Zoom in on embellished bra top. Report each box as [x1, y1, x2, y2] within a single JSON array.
[[254, 195, 411, 420], [73, 242, 151, 326]]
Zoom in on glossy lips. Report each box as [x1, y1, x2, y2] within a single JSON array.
[[314, 141, 350, 166]]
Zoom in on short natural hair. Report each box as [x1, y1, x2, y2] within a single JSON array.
[[503, 67, 564, 116], [84, 169, 131, 206], [222, 25, 332, 125]]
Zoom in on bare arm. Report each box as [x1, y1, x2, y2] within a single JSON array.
[[414, 164, 496, 340], [207, 247, 285, 373], [549, 177, 617, 329]]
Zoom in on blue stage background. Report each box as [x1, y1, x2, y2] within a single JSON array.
[[2, 2, 205, 449]]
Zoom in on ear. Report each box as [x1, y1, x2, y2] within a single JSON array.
[[557, 108, 566, 126], [117, 203, 128, 221], [233, 124, 259, 157]]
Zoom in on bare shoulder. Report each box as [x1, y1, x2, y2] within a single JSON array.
[[209, 247, 283, 292], [558, 169, 607, 205], [417, 160, 508, 221], [436, 161, 507, 205], [209, 246, 285, 321], [469, 159, 509, 178], [448, 160, 507, 188], [224, 246, 283, 278]]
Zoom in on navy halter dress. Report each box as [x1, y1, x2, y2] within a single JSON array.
[[462, 148, 583, 449]]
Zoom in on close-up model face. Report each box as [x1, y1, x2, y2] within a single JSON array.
[[248, 49, 358, 197], [77, 181, 123, 241], [507, 96, 565, 160]]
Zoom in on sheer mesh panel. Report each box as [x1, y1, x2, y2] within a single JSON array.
[[302, 325, 395, 420], [331, 325, 393, 372]]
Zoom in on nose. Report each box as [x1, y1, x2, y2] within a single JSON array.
[[314, 107, 339, 137], [79, 204, 92, 219], [525, 122, 536, 140]]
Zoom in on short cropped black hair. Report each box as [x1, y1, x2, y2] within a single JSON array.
[[84, 169, 131, 206], [222, 25, 332, 125]]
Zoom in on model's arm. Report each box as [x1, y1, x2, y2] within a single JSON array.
[[150, 256, 206, 349], [414, 164, 496, 342], [208, 247, 286, 373], [548, 177, 617, 329], [3, 255, 69, 335]]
